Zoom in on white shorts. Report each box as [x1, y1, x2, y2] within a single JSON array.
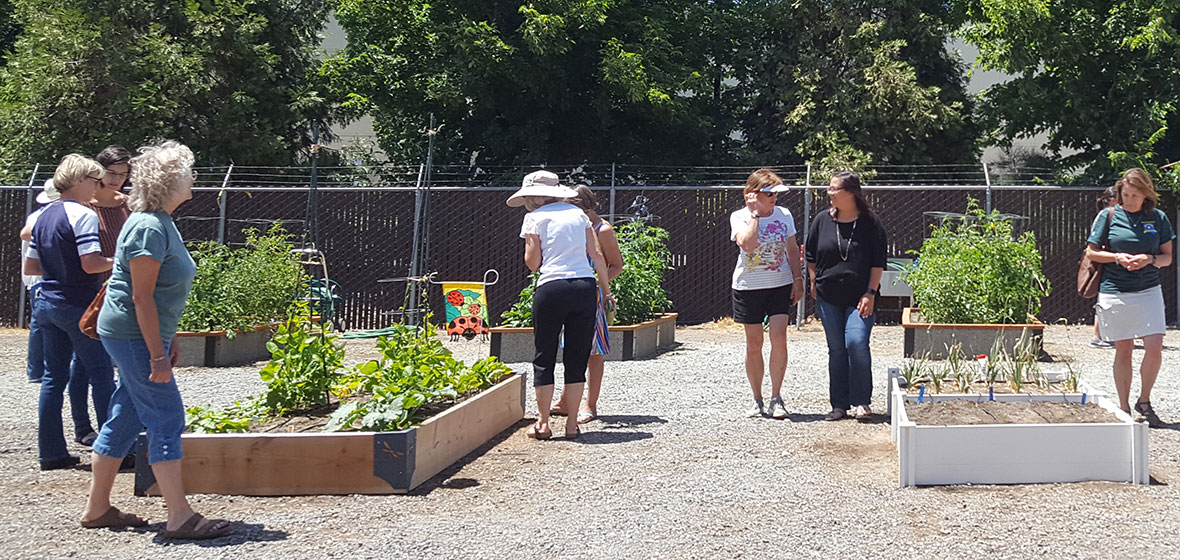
[[1096, 285, 1166, 342]]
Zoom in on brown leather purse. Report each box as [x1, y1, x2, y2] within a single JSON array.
[[1077, 208, 1113, 298], [78, 284, 107, 340]]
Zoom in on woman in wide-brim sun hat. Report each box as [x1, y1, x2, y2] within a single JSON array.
[[508, 170, 615, 441]]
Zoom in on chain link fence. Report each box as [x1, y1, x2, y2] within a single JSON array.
[[1, 163, 1174, 330]]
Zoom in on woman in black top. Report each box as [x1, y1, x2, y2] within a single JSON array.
[[805, 172, 887, 421]]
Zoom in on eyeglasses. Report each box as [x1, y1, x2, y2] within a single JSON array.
[[86, 175, 103, 184], [826, 187, 844, 195], [104, 169, 129, 179], [190, 170, 198, 180]]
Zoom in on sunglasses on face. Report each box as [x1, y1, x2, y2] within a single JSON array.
[[761, 191, 778, 198]]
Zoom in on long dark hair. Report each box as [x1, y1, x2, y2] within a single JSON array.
[[831, 171, 873, 218]]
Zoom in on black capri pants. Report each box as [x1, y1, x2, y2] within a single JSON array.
[[531, 277, 598, 387]]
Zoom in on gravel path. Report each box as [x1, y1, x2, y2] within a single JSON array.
[[1, 322, 1178, 559]]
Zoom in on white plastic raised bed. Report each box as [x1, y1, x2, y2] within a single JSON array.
[[890, 377, 1149, 487]]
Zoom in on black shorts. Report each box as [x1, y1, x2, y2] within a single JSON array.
[[732, 284, 793, 324]]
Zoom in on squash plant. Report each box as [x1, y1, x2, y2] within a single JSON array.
[[905, 200, 1050, 324], [326, 323, 511, 431], [499, 220, 673, 327]]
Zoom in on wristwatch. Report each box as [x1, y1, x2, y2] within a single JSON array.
[[866, 288, 879, 296]]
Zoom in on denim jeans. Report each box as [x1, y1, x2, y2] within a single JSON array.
[[68, 359, 96, 438], [815, 296, 875, 410], [35, 297, 114, 462], [95, 337, 185, 465], [25, 287, 45, 382]]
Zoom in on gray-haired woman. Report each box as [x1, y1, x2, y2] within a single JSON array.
[[80, 141, 234, 539]]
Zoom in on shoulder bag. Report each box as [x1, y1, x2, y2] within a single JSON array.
[[1076, 208, 1113, 298], [78, 283, 108, 340]]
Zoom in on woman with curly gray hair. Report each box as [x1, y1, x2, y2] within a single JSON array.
[[80, 141, 234, 539]]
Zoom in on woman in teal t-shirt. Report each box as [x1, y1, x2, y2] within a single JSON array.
[[1085, 168, 1175, 427], [80, 141, 233, 540]]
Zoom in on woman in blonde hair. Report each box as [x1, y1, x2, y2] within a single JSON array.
[[1085, 168, 1174, 427], [80, 141, 233, 539], [25, 154, 115, 470]]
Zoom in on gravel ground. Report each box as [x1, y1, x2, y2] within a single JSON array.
[[1, 321, 1179, 559]]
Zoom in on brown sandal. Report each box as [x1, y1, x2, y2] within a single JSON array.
[[80, 506, 148, 529], [160, 513, 232, 540], [526, 423, 552, 440]]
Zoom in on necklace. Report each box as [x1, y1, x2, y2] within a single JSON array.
[[837, 219, 857, 261]]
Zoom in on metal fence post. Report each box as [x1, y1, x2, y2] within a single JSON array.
[[609, 162, 617, 222], [797, 163, 812, 328], [983, 161, 992, 213], [17, 164, 40, 329], [216, 164, 233, 245]]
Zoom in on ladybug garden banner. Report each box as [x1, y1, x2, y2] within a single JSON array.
[[443, 283, 491, 341]]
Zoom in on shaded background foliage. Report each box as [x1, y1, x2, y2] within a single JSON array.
[[0, 0, 331, 165], [321, 0, 981, 169]]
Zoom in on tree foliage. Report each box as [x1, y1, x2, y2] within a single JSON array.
[[322, 0, 979, 167], [0, 0, 330, 165], [961, 0, 1180, 188]]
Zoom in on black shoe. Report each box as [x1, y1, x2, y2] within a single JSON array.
[[118, 454, 136, 472], [75, 431, 98, 447], [40, 455, 80, 471], [1134, 401, 1164, 428], [28, 376, 42, 383]]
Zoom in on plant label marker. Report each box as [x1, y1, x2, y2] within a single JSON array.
[[1081, 393, 1087, 405], [988, 386, 994, 401], [918, 385, 926, 403]]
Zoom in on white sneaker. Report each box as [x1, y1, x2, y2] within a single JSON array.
[[851, 405, 872, 419], [747, 399, 766, 418], [768, 397, 789, 419]]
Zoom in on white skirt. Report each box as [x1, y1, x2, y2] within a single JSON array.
[[1096, 285, 1166, 342]]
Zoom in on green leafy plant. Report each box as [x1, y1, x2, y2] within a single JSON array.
[[905, 199, 1051, 324], [179, 222, 307, 334], [500, 221, 674, 327], [611, 221, 673, 325], [185, 399, 266, 433], [946, 343, 973, 393], [499, 272, 539, 328], [927, 361, 947, 394], [327, 322, 511, 432], [259, 308, 347, 412], [900, 352, 930, 389], [1063, 360, 1080, 393]]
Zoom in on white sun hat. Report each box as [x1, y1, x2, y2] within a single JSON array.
[[506, 170, 578, 207], [36, 179, 60, 204], [759, 183, 790, 193]]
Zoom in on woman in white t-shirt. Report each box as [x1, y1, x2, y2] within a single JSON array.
[[508, 171, 614, 440], [730, 168, 803, 420]]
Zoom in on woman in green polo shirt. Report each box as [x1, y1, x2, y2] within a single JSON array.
[[1085, 168, 1174, 427]]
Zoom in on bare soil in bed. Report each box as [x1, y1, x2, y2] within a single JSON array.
[[905, 400, 1121, 425]]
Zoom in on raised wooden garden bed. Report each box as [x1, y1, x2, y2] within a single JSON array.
[[902, 307, 1043, 359], [134, 373, 525, 495], [173, 324, 276, 367], [489, 312, 677, 363], [889, 377, 1149, 487]]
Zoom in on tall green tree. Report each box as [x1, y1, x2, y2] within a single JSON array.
[[961, 0, 1180, 187], [323, 1, 977, 169], [732, 0, 979, 170], [0, 0, 330, 165], [322, 0, 741, 166], [0, 0, 18, 64]]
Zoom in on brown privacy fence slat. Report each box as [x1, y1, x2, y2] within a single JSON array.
[[1, 184, 1172, 328]]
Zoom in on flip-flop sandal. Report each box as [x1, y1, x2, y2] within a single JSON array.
[[80, 506, 148, 529], [525, 424, 552, 440], [160, 513, 232, 540], [565, 427, 581, 440], [576, 411, 597, 424], [549, 408, 568, 417]]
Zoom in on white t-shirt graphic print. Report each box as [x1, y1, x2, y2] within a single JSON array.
[[730, 206, 797, 290]]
